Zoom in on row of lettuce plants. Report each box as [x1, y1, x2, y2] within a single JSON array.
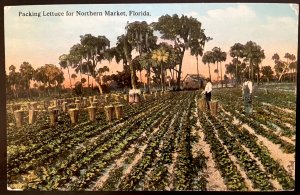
[[197, 107, 248, 191], [22, 96, 174, 190], [217, 110, 294, 190], [206, 113, 274, 190]]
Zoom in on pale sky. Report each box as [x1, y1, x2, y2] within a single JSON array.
[[4, 3, 299, 85]]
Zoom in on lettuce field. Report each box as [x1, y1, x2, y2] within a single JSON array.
[[7, 84, 296, 191]]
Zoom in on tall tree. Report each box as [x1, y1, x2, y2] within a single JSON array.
[[164, 44, 180, 89], [272, 53, 295, 82], [272, 53, 285, 81], [122, 21, 156, 90], [212, 47, 226, 88], [243, 41, 257, 81], [272, 53, 280, 62], [202, 51, 215, 81], [8, 65, 22, 98], [69, 43, 84, 81], [152, 46, 170, 91], [154, 42, 180, 90], [59, 54, 73, 88], [190, 39, 206, 88], [252, 46, 265, 85], [19, 62, 35, 98], [284, 53, 296, 81], [44, 64, 65, 89], [153, 14, 211, 90], [138, 53, 156, 92], [229, 43, 245, 86], [219, 51, 227, 88], [34, 64, 64, 95], [34, 66, 47, 86], [113, 35, 132, 69], [67, 34, 111, 94]]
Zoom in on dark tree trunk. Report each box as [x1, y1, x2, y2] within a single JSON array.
[[176, 50, 185, 90], [235, 57, 238, 87], [140, 71, 142, 86], [251, 59, 254, 82], [256, 60, 260, 86], [208, 63, 211, 81], [196, 56, 200, 89], [216, 62, 219, 88], [129, 60, 137, 89], [147, 66, 151, 93], [220, 62, 223, 88], [67, 67, 72, 89], [27, 81, 31, 99], [161, 63, 164, 91]]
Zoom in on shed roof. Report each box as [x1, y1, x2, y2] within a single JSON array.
[[183, 74, 205, 82]]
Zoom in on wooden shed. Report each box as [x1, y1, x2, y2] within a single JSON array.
[[182, 74, 206, 89]]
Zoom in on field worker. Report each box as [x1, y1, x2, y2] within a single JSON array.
[[242, 79, 253, 114], [201, 78, 212, 110]]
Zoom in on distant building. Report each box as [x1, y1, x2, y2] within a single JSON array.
[[182, 74, 206, 89]]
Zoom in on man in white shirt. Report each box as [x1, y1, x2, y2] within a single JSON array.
[[242, 79, 253, 114], [202, 78, 212, 110]]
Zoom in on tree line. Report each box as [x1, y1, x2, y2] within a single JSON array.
[[57, 15, 211, 95], [6, 14, 298, 99], [6, 63, 64, 99], [224, 42, 297, 86]]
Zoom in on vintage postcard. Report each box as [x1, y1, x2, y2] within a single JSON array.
[[4, 2, 298, 191]]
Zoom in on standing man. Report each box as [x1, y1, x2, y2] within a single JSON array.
[[242, 79, 253, 114], [202, 78, 212, 110]]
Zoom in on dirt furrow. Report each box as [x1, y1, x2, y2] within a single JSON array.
[[242, 124, 295, 179]]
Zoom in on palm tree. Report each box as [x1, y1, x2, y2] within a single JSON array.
[[243, 41, 257, 81], [229, 43, 245, 86], [152, 48, 169, 91], [202, 51, 214, 81], [272, 53, 284, 80], [190, 39, 205, 88], [219, 52, 227, 88], [8, 65, 21, 99], [212, 47, 227, 88], [212, 47, 220, 86], [273, 53, 296, 82], [68, 44, 84, 84], [284, 53, 291, 64], [19, 62, 35, 99], [59, 54, 72, 89], [138, 53, 156, 92], [253, 48, 265, 85], [285, 53, 296, 82]]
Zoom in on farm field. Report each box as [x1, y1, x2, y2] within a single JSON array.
[[6, 83, 296, 191]]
